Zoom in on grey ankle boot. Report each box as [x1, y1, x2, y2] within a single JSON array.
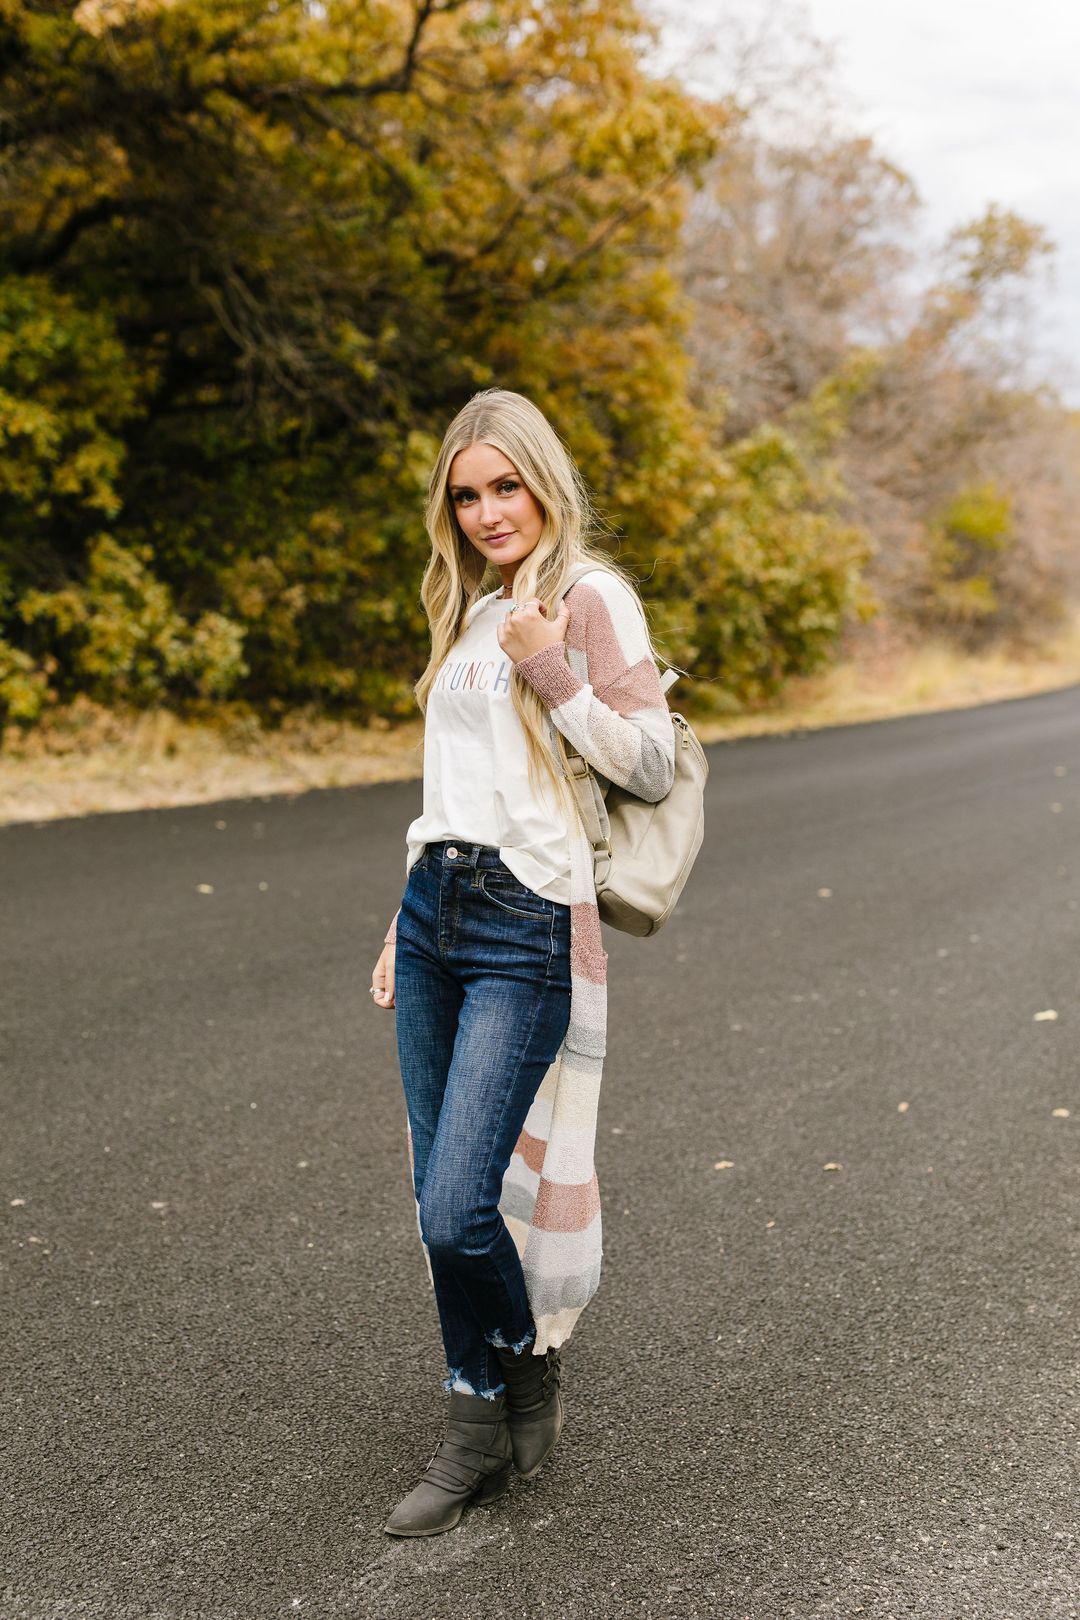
[[493, 1344, 563, 1479], [383, 1389, 513, 1538]]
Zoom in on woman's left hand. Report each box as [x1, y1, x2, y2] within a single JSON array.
[[497, 597, 570, 664]]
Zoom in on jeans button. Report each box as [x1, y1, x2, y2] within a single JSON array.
[[446, 846, 459, 858]]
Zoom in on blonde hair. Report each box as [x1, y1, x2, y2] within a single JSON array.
[[414, 388, 654, 812]]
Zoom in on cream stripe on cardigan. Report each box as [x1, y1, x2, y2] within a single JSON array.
[[385, 567, 676, 1354]]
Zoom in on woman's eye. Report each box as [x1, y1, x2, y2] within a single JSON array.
[[452, 480, 519, 504]]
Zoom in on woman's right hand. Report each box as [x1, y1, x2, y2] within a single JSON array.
[[371, 942, 396, 1010]]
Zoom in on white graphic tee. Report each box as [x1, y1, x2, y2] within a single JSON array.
[[404, 589, 572, 903]]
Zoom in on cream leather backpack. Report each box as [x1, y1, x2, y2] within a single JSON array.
[[551, 565, 708, 937]]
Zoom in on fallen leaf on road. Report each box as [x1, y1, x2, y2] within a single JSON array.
[[713, 1160, 735, 1170], [823, 1162, 843, 1171], [10, 1198, 25, 1206], [897, 1101, 910, 1113], [196, 883, 214, 895], [817, 887, 832, 898], [1051, 1108, 1070, 1118], [1033, 1009, 1058, 1021]]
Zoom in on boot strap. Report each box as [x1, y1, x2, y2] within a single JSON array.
[[499, 1347, 562, 1412], [422, 1435, 507, 1495]]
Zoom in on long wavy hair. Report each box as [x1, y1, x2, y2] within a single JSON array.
[[414, 388, 657, 812]]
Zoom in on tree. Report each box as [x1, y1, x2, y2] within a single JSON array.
[[678, 10, 1077, 653], [0, 0, 723, 716]]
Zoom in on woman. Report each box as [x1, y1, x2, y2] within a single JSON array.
[[370, 388, 675, 1537]]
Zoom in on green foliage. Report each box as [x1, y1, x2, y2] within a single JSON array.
[[944, 206, 1054, 294], [0, 0, 873, 731], [0, 273, 152, 721], [650, 428, 875, 709], [0, 276, 143, 520], [20, 534, 248, 705], [789, 352, 886, 458], [0, 637, 50, 725], [0, 274, 147, 622], [917, 482, 1015, 641]]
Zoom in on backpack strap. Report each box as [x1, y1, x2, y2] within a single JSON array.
[[548, 563, 674, 875]]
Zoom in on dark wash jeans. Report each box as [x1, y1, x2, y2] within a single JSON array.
[[394, 839, 572, 1396]]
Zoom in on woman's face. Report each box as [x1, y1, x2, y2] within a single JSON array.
[[448, 442, 545, 581]]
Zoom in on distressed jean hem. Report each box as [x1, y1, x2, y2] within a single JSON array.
[[486, 1324, 537, 1355], [443, 1367, 506, 1400]]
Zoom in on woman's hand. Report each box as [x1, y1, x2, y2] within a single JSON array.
[[371, 941, 395, 1010], [496, 597, 570, 664]]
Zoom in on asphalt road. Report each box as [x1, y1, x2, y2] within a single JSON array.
[[2, 687, 1078, 1620]]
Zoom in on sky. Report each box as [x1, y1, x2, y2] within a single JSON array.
[[654, 0, 1080, 401]]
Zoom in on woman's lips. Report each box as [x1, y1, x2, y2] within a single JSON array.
[[484, 532, 514, 547]]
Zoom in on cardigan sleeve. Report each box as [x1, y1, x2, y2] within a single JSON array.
[[515, 572, 675, 803]]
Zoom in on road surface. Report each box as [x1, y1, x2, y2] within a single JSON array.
[[2, 686, 1077, 1618]]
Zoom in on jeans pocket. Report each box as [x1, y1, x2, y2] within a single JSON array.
[[477, 869, 550, 919]]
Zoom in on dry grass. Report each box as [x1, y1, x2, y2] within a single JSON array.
[[0, 701, 426, 825], [4, 615, 1080, 826], [696, 610, 1080, 741]]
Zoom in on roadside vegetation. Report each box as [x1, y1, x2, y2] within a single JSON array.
[[1, 0, 1077, 798]]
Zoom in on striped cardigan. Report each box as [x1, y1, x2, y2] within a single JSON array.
[[385, 567, 676, 1353]]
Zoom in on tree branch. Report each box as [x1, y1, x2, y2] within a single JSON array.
[[219, 0, 473, 107], [8, 194, 142, 273]]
